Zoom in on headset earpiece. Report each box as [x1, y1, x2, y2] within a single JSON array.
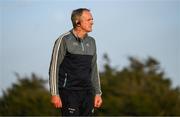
[[76, 20, 80, 26]]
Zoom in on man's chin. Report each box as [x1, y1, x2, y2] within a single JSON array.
[[84, 28, 92, 33], [88, 29, 92, 32]]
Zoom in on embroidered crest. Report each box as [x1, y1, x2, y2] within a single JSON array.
[[73, 42, 78, 46], [86, 43, 90, 47]]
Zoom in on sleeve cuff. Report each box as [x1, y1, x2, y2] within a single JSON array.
[[95, 91, 102, 96]]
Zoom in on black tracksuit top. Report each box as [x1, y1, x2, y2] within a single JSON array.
[[49, 30, 102, 96]]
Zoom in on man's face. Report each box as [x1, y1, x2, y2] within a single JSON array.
[[79, 11, 94, 32]]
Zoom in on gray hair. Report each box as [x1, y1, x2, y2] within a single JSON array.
[[71, 8, 90, 28]]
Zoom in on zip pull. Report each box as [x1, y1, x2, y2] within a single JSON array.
[[81, 41, 85, 51]]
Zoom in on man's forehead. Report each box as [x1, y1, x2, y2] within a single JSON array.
[[81, 11, 93, 19], [82, 11, 92, 16]]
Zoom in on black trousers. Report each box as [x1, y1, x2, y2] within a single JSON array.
[[59, 89, 95, 116]]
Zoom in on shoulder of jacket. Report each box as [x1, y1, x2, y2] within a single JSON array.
[[87, 35, 96, 43], [57, 31, 71, 41]]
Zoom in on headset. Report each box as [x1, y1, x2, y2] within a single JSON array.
[[76, 20, 81, 26]]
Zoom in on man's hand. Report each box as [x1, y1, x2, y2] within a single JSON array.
[[51, 95, 62, 108], [94, 95, 102, 108]]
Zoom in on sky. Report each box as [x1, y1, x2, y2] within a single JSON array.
[[0, 0, 180, 94]]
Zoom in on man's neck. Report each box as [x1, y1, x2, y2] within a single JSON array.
[[73, 28, 87, 39]]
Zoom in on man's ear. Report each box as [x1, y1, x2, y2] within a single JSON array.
[[76, 20, 80, 26]]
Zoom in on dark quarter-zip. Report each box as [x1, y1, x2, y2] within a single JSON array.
[[49, 30, 102, 96], [58, 30, 95, 90]]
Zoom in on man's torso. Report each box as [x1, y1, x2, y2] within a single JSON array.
[[58, 30, 96, 90]]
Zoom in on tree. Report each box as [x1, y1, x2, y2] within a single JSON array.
[[97, 54, 180, 116], [0, 73, 60, 116]]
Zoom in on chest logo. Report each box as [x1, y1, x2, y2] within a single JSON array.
[[72, 42, 78, 46], [86, 43, 90, 47]]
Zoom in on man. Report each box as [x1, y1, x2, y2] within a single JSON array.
[[49, 8, 102, 116]]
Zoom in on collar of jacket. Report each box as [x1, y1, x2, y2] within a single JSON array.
[[70, 29, 88, 42]]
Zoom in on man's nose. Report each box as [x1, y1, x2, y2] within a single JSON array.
[[91, 21, 94, 25]]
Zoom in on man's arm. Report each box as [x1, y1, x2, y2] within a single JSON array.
[[91, 39, 102, 108], [49, 34, 67, 108], [91, 52, 102, 95], [49, 37, 66, 96]]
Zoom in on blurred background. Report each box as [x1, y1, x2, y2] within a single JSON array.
[[0, 0, 180, 116]]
